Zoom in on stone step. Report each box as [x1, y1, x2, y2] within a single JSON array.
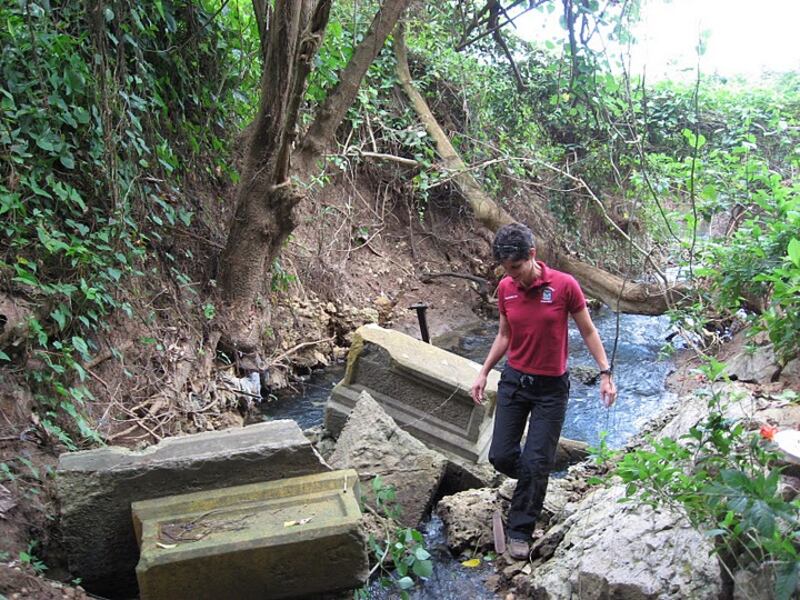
[[133, 469, 367, 600]]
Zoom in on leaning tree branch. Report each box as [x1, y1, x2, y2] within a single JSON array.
[[395, 22, 515, 232]]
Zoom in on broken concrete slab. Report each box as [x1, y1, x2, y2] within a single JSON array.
[[329, 391, 447, 527], [325, 324, 500, 462], [133, 469, 367, 600], [57, 420, 330, 596]]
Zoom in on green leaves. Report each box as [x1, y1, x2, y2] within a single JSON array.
[[615, 379, 799, 600], [359, 477, 434, 598], [788, 238, 800, 268], [0, 0, 253, 447]]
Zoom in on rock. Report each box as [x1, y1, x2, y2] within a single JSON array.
[[571, 365, 600, 385], [553, 438, 590, 470], [732, 565, 773, 600], [439, 456, 503, 496], [528, 485, 721, 599], [780, 475, 800, 502], [498, 477, 577, 523], [328, 391, 447, 527], [57, 420, 329, 596], [780, 357, 800, 383], [530, 520, 566, 562], [726, 345, 781, 383], [436, 487, 507, 555]]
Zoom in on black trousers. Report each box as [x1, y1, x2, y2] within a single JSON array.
[[489, 365, 569, 540]]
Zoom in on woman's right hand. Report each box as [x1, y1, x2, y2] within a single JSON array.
[[471, 373, 487, 405]]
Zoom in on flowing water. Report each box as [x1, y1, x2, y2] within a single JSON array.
[[261, 307, 676, 598]]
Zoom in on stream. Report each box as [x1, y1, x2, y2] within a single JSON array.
[[261, 307, 676, 598]]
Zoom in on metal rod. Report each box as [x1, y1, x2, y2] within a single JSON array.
[[409, 303, 430, 343]]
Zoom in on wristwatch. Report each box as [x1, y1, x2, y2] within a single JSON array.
[[599, 368, 613, 376]]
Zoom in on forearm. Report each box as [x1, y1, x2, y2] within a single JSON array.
[[583, 328, 611, 371], [479, 334, 509, 376]]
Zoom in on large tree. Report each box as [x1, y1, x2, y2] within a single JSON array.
[[217, 0, 413, 367]]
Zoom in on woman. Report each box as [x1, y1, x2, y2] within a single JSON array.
[[470, 222, 617, 560]]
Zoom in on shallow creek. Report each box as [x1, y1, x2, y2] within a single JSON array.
[[262, 308, 676, 598]]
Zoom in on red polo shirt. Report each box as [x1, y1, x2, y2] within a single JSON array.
[[497, 261, 586, 376]]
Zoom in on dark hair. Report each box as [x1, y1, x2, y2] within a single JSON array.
[[492, 223, 535, 262]]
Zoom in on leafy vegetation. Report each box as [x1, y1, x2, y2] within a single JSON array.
[[1, 0, 259, 444], [614, 360, 799, 599], [356, 476, 433, 599]]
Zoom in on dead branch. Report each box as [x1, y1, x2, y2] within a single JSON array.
[[268, 336, 335, 366], [420, 271, 491, 301]]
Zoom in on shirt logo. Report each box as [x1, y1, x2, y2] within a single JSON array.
[[505, 294, 519, 301], [541, 287, 554, 303]]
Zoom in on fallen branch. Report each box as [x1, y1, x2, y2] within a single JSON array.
[[268, 336, 335, 367], [420, 271, 491, 301]]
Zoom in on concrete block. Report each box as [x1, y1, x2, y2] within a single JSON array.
[[133, 470, 367, 600], [57, 420, 329, 596], [325, 325, 500, 462]]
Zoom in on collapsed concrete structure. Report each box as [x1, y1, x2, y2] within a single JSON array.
[[132, 470, 367, 600], [325, 324, 501, 462], [57, 420, 333, 596], [325, 325, 588, 467]]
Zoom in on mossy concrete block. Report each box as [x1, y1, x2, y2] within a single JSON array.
[[325, 324, 500, 462], [133, 469, 367, 600], [57, 420, 329, 596]]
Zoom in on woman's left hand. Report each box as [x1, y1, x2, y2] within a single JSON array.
[[600, 374, 617, 407]]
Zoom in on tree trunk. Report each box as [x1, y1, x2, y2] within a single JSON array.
[[393, 23, 684, 315], [296, 0, 414, 170], [394, 23, 516, 232], [219, 0, 411, 362], [219, 0, 331, 361], [554, 254, 682, 314]]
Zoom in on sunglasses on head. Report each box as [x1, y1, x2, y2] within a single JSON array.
[[496, 244, 527, 253]]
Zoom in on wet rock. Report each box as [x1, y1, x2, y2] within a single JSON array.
[[328, 391, 447, 527], [726, 344, 781, 383], [528, 485, 721, 599]]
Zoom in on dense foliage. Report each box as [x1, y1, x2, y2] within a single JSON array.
[[1, 0, 259, 445]]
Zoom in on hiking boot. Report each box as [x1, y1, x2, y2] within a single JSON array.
[[507, 537, 530, 561]]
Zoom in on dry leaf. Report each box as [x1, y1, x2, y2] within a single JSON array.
[[283, 517, 312, 528], [156, 542, 177, 549], [461, 558, 481, 568], [0, 484, 17, 519]]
